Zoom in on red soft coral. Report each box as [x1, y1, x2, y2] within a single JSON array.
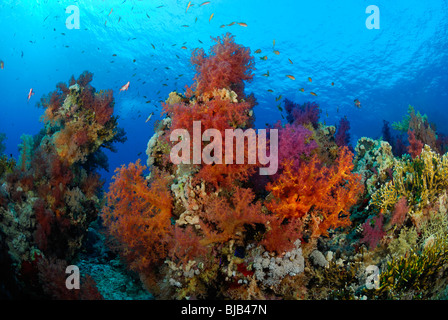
[[90, 89, 115, 126], [164, 93, 257, 189], [102, 160, 174, 274], [166, 225, 210, 266], [33, 198, 54, 252], [266, 146, 363, 238], [407, 129, 424, 159], [37, 256, 103, 300], [261, 216, 303, 254], [190, 33, 255, 98]]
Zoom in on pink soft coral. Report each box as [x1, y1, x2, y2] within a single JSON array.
[[276, 121, 318, 172], [361, 213, 385, 249]]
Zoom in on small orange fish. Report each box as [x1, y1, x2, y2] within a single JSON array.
[[0, 60, 4, 69], [260, 56, 268, 61], [209, 13, 214, 22], [354, 99, 361, 108], [181, 25, 189, 27], [181, 46, 187, 49], [273, 39, 276, 47], [262, 71, 269, 77], [310, 92, 317, 96], [299, 88, 305, 92], [267, 89, 274, 92], [308, 77, 312, 82], [27, 88, 34, 101], [273, 50, 280, 55], [288, 58, 293, 64], [186, 1, 192, 13], [151, 43, 155, 49], [275, 95, 282, 101], [254, 49, 262, 54], [120, 81, 130, 92], [200, 1, 211, 6], [220, 24, 226, 28], [227, 21, 236, 26], [108, 8, 113, 16], [237, 22, 248, 27], [286, 75, 295, 80], [331, 82, 334, 86]]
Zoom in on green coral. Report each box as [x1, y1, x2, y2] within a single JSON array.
[[392, 105, 428, 133], [373, 234, 448, 299]]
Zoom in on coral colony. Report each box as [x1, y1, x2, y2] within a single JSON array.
[[2, 33, 448, 300]]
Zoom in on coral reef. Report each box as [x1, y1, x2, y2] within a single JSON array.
[[3, 33, 448, 301], [103, 34, 370, 300], [0, 71, 126, 299]]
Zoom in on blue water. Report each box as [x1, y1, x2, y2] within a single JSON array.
[[1, 0, 447, 184]]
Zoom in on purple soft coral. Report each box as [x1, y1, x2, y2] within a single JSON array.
[[284, 99, 321, 128], [335, 116, 351, 148], [275, 121, 318, 172]]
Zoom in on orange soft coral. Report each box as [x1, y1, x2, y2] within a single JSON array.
[[198, 186, 265, 245], [102, 160, 173, 274], [266, 146, 363, 238]]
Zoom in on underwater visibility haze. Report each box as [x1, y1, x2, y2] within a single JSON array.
[[1, 0, 448, 301]]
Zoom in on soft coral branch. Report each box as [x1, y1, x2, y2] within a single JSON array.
[[102, 160, 173, 273], [198, 187, 265, 245], [190, 33, 255, 98], [266, 146, 363, 238]]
